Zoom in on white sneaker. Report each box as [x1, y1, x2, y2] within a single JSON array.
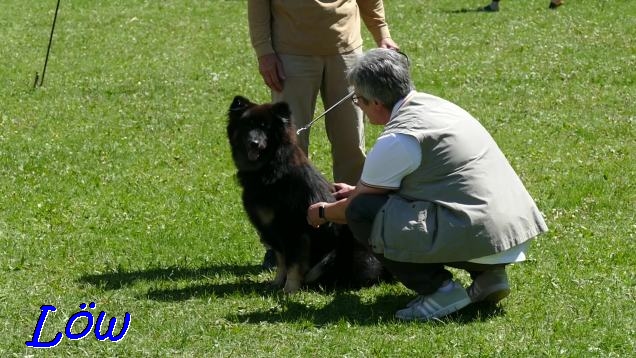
[[395, 281, 471, 321], [467, 268, 510, 303]]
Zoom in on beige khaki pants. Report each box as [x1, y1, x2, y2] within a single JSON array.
[[272, 50, 365, 185]]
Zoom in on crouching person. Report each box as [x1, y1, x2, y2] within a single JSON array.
[[307, 48, 548, 321]]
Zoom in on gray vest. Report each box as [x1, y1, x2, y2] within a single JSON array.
[[369, 92, 548, 263]]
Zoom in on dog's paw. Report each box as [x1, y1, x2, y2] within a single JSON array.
[[283, 279, 302, 294], [271, 278, 285, 288], [272, 266, 286, 287]]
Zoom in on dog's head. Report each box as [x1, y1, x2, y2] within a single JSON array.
[[227, 95, 296, 172]]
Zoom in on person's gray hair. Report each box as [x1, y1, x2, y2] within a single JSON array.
[[347, 48, 414, 109]]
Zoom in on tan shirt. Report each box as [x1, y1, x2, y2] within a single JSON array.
[[248, 0, 392, 57]]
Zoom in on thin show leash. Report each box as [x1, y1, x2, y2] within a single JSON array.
[[296, 92, 354, 282], [299, 50, 410, 280], [295, 91, 355, 135], [294, 51, 409, 136]]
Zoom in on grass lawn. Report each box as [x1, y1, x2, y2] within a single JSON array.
[[1, 0, 634, 356]]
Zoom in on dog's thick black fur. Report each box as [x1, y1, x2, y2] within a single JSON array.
[[227, 95, 389, 293]]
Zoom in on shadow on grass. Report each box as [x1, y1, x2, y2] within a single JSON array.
[[144, 280, 273, 301], [441, 7, 494, 14], [78, 264, 506, 325], [142, 277, 385, 303], [233, 291, 410, 325], [451, 302, 507, 324], [230, 293, 506, 325], [77, 264, 262, 290]]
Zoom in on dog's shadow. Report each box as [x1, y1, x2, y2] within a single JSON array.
[[79, 264, 506, 325], [78, 263, 263, 291]]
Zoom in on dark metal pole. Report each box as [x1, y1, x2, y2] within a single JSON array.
[[35, 0, 61, 88]]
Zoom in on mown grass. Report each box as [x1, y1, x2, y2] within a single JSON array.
[[1, 0, 634, 356]]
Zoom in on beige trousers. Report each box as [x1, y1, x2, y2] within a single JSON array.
[[272, 50, 365, 185]]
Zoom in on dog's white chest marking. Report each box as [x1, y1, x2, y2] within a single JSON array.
[[255, 207, 275, 225]]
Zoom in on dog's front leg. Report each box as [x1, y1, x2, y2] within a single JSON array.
[[283, 264, 303, 294], [272, 251, 286, 287], [283, 235, 311, 294]]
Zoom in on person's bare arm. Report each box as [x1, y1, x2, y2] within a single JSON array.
[[307, 183, 391, 226]]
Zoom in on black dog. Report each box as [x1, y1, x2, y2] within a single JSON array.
[[227, 95, 389, 293]]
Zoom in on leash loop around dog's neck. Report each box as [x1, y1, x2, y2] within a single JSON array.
[[296, 92, 355, 135]]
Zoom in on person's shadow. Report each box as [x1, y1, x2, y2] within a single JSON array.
[[443, 6, 494, 14], [78, 263, 506, 325]]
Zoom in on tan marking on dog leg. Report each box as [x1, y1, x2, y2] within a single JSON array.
[[255, 207, 275, 225], [272, 251, 286, 287], [283, 264, 303, 294]]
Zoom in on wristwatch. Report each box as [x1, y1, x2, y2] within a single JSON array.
[[318, 205, 325, 219]]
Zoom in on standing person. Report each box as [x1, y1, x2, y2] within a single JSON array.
[[247, 0, 398, 185], [248, 0, 399, 269], [307, 49, 548, 322], [481, 0, 564, 11]]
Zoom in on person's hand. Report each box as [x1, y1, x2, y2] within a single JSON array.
[[307, 202, 328, 228], [332, 183, 356, 200], [379, 37, 399, 51], [257, 53, 285, 92]]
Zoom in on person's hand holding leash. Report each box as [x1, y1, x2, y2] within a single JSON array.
[[379, 37, 399, 51]]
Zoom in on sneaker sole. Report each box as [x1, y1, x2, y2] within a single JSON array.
[[396, 297, 472, 321]]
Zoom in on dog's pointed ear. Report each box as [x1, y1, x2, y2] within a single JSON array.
[[229, 96, 251, 113], [271, 101, 292, 125]]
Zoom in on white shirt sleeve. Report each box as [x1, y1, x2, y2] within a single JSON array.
[[360, 133, 422, 189]]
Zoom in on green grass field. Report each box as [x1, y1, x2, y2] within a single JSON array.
[[1, 0, 634, 356]]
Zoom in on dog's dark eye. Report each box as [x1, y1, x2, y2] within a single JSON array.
[[259, 121, 270, 129]]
